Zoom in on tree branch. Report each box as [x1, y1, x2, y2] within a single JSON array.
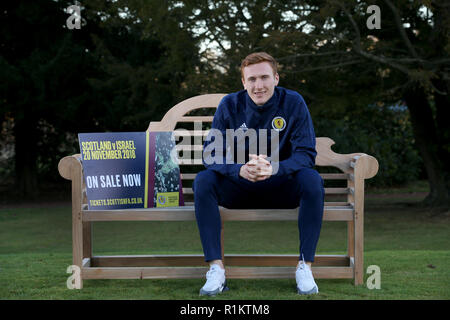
[[334, 0, 361, 50], [335, 0, 411, 75], [383, 0, 421, 60], [283, 59, 365, 73], [277, 51, 350, 61]]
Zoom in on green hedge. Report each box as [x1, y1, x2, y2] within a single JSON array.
[[314, 105, 422, 187]]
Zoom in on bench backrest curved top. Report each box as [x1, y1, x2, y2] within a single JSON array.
[[147, 94, 378, 177]]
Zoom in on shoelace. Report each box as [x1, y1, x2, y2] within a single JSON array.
[[297, 254, 310, 275]]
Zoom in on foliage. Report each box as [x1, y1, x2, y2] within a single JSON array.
[[1, 0, 448, 201], [315, 104, 422, 186], [171, 0, 449, 205], [0, 0, 201, 188]]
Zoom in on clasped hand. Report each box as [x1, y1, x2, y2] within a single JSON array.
[[239, 154, 273, 182]]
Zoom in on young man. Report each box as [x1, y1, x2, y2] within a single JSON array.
[[193, 52, 324, 296]]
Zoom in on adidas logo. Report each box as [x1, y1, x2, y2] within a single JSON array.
[[239, 122, 248, 131]]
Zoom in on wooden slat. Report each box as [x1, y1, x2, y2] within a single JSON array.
[[180, 173, 197, 180], [179, 116, 214, 122], [227, 266, 354, 279], [83, 221, 92, 260], [220, 207, 353, 221], [91, 254, 349, 267], [82, 266, 353, 279], [92, 255, 208, 267], [319, 173, 349, 179], [225, 254, 350, 267], [90, 254, 350, 268], [322, 207, 354, 221], [324, 187, 350, 194], [71, 158, 84, 288], [312, 266, 354, 279], [142, 267, 205, 279], [325, 202, 352, 206], [82, 205, 354, 221], [182, 187, 351, 195], [82, 267, 145, 279], [347, 172, 356, 259], [179, 173, 351, 181], [148, 94, 225, 131], [182, 187, 193, 194], [178, 159, 203, 165], [173, 130, 209, 137], [354, 168, 365, 285], [175, 145, 203, 151]]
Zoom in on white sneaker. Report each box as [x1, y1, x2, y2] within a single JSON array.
[[296, 262, 319, 295], [199, 264, 228, 296]]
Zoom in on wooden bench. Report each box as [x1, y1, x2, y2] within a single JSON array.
[[58, 93, 378, 289]]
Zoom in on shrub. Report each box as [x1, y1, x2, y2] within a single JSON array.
[[314, 104, 422, 187]]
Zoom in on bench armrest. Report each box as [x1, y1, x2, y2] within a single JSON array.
[[58, 154, 82, 181], [352, 154, 379, 180]]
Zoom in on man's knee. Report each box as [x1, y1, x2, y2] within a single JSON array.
[[293, 168, 324, 197], [193, 169, 220, 194]]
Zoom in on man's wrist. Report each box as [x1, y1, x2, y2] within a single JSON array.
[[237, 164, 245, 178]]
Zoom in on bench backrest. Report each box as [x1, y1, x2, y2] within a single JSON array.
[[147, 94, 378, 200]]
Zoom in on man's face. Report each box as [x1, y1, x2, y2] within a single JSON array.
[[242, 62, 279, 106]]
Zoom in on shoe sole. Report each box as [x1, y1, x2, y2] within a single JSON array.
[[199, 282, 229, 296], [297, 285, 319, 295]]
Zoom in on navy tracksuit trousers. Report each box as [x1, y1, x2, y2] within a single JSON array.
[[193, 168, 325, 263]]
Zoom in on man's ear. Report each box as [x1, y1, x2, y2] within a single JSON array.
[[274, 73, 279, 85], [241, 77, 246, 89]]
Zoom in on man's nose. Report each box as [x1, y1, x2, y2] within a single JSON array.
[[255, 78, 264, 89]]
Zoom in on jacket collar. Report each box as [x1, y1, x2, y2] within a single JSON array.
[[245, 87, 280, 113]]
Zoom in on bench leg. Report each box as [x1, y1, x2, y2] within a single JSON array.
[[350, 174, 364, 286], [347, 220, 354, 259], [71, 167, 84, 289], [354, 211, 364, 285], [83, 222, 92, 260], [72, 210, 84, 289]]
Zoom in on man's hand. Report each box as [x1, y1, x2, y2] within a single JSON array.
[[239, 154, 273, 182]]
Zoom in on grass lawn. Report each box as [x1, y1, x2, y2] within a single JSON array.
[[0, 181, 449, 300]]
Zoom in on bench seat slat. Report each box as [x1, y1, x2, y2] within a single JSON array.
[[181, 187, 352, 195], [180, 173, 351, 180], [82, 205, 353, 222], [181, 201, 352, 206]]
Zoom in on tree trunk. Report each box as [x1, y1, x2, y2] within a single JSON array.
[[404, 83, 449, 208], [13, 112, 39, 199], [433, 77, 450, 189]]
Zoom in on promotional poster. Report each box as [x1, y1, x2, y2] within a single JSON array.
[[78, 131, 184, 210]]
